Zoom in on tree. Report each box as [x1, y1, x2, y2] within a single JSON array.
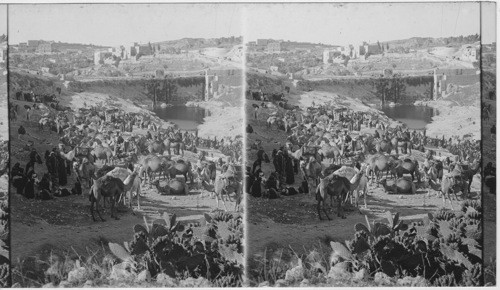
[[373, 78, 390, 104], [144, 80, 160, 107], [389, 77, 406, 103]]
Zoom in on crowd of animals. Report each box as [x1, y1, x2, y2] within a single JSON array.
[[246, 95, 481, 220], [10, 89, 244, 222]]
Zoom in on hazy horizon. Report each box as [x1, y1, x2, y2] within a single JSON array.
[[243, 3, 485, 46], [9, 4, 243, 47], [6, 3, 495, 47]]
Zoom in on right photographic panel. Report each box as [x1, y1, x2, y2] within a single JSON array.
[[244, 2, 487, 286], [481, 1, 496, 285]]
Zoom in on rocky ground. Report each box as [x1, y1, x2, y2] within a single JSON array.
[[246, 90, 481, 283], [415, 83, 481, 140]]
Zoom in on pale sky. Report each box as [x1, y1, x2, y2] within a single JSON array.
[[5, 2, 495, 46], [0, 5, 6, 36], [9, 4, 243, 46], [482, 2, 497, 44], [243, 2, 483, 46]]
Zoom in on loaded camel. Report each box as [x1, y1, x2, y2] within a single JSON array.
[[315, 175, 349, 220], [378, 177, 416, 195], [391, 158, 420, 182], [89, 175, 124, 221], [105, 166, 142, 211], [366, 154, 396, 184], [92, 143, 114, 165], [300, 156, 322, 189], [212, 173, 242, 211], [330, 164, 369, 212]]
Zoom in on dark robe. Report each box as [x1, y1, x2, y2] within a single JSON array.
[[24, 176, 35, 199], [47, 152, 57, 175], [38, 177, 52, 200], [284, 154, 295, 185], [273, 153, 284, 176], [13, 176, 25, 195], [58, 156, 67, 186], [250, 176, 262, 197], [66, 159, 72, 175], [252, 159, 262, 175]]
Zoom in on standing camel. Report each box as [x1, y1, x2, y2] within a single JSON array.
[[105, 166, 142, 211], [89, 175, 124, 221], [316, 175, 349, 220]]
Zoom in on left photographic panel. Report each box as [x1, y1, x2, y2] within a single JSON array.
[[8, 4, 244, 287], [0, 4, 9, 288]]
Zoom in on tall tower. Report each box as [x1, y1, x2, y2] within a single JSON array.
[[433, 68, 439, 100], [204, 69, 211, 101]]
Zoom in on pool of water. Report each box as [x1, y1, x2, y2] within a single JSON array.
[[380, 105, 438, 130], [153, 106, 209, 130]]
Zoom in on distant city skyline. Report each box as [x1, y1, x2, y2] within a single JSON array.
[[9, 4, 242, 46], [243, 3, 487, 46]]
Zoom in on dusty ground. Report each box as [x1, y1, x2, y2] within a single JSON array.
[[9, 95, 239, 266], [246, 92, 481, 265]]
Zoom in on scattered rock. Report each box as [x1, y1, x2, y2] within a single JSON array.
[[178, 277, 211, 287], [374, 272, 392, 285], [83, 280, 93, 288], [135, 269, 151, 283], [156, 273, 178, 287], [353, 268, 368, 281], [274, 279, 288, 287], [327, 261, 352, 280], [58, 280, 71, 288], [284, 259, 304, 283], [397, 275, 429, 286], [45, 263, 61, 278], [109, 262, 136, 282], [258, 281, 270, 287], [42, 283, 55, 288], [299, 278, 310, 287], [67, 265, 88, 284]]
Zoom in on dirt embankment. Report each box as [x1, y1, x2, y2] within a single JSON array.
[[415, 82, 481, 140], [11, 71, 241, 139]]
